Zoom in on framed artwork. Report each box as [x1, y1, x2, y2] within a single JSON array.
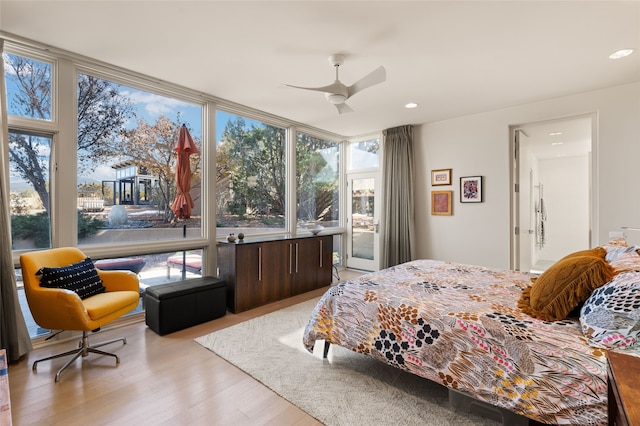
[[460, 176, 483, 203], [431, 190, 452, 215], [431, 169, 452, 186]]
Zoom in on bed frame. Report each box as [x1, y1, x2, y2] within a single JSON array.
[[304, 259, 608, 425]]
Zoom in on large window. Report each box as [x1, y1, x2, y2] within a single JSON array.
[[3, 52, 52, 121], [3, 41, 351, 342], [216, 111, 286, 237], [296, 132, 340, 231], [4, 50, 205, 248], [4, 49, 209, 341], [4, 52, 54, 249], [349, 138, 380, 170], [75, 73, 203, 245], [8, 131, 52, 250]]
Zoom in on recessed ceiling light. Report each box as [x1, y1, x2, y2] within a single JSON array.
[[549, 131, 562, 136], [609, 49, 634, 59], [405, 102, 418, 109], [551, 142, 564, 146]]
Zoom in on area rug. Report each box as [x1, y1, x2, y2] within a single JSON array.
[[195, 299, 501, 426]]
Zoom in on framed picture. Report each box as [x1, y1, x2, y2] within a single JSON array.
[[431, 169, 452, 186], [431, 190, 452, 215], [460, 176, 483, 203]]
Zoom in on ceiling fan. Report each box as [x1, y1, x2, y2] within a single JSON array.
[[284, 54, 386, 114]]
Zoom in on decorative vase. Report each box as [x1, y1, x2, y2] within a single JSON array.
[[238, 232, 245, 240]]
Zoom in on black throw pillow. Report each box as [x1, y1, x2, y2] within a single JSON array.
[[37, 257, 106, 299]]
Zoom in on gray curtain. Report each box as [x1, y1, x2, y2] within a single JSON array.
[[0, 39, 33, 361], [381, 125, 415, 269]]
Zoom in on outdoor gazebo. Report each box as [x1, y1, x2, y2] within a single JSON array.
[[106, 161, 158, 205]]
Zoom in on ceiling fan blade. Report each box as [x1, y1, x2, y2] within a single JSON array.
[[347, 66, 386, 98], [282, 81, 344, 94], [335, 102, 354, 114]]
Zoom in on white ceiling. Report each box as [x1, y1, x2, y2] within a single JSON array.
[[1, 1, 639, 138]]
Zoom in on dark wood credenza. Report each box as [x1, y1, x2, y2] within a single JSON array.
[[217, 234, 333, 313], [607, 350, 640, 426]]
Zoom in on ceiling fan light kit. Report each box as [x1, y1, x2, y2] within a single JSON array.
[[326, 93, 347, 104], [284, 54, 386, 114]]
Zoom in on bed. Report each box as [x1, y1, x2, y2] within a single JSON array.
[[302, 256, 639, 426]]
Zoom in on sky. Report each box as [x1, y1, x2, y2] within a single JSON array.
[[4, 54, 261, 185]]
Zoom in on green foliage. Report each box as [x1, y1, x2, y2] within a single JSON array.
[[216, 117, 339, 228], [11, 212, 50, 248], [295, 133, 339, 222], [11, 211, 104, 248], [77, 211, 105, 238], [227, 200, 246, 217], [261, 216, 284, 226], [218, 118, 286, 220]]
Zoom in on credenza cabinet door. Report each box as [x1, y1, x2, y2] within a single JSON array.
[[218, 235, 332, 313], [258, 240, 289, 306], [288, 238, 317, 295], [228, 241, 287, 312], [288, 235, 333, 296]]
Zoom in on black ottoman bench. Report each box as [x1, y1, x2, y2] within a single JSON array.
[[144, 276, 226, 335]]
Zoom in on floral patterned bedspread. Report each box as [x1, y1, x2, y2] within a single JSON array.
[[303, 260, 608, 425]]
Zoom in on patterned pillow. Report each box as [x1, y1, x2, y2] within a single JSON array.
[[607, 248, 640, 275], [580, 271, 640, 349], [38, 257, 106, 299]]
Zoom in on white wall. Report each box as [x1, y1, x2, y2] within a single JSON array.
[[413, 81, 640, 269]]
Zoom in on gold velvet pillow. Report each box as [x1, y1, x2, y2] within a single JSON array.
[[518, 248, 614, 321]]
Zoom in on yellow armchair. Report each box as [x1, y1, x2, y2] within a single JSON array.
[[20, 247, 140, 382]]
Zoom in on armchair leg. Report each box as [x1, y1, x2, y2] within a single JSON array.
[[32, 330, 127, 382]]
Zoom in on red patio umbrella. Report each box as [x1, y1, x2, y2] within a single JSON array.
[[171, 124, 199, 280], [171, 124, 199, 220]]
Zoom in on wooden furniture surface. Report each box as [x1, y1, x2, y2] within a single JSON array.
[[218, 234, 333, 313], [607, 350, 640, 426]]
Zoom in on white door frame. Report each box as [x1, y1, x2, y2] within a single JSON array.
[[509, 113, 597, 271], [346, 171, 380, 271]]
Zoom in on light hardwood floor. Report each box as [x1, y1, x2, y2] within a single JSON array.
[[8, 281, 352, 426]]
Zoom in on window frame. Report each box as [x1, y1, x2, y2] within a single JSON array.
[[4, 39, 352, 258], [74, 68, 207, 248], [294, 130, 341, 232], [215, 107, 291, 238], [3, 47, 57, 126], [3, 36, 369, 344], [347, 135, 381, 172]]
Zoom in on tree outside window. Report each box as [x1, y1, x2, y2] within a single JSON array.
[[4, 51, 204, 247], [216, 113, 286, 236], [296, 132, 339, 230]]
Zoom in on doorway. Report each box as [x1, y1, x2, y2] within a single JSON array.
[[346, 171, 380, 271], [511, 114, 594, 272]]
